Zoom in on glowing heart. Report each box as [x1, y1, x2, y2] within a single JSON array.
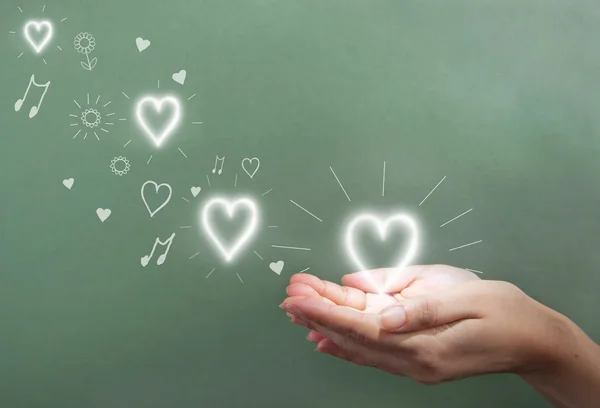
[[344, 213, 419, 293], [135, 96, 181, 147], [24, 20, 53, 54], [201, 197, 259, 262]]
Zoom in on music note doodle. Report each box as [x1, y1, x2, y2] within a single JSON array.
[[141, 232, 176, 267], [212, 155, 225, 175], [14, 74, 51, 119]]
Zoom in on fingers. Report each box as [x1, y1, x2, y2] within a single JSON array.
[[377, 281, 485, 333], [289, 273, 367, 309], [286, 282, 336, 305], [342, 266, 425, 293], [281, 297, 393, 349], [307, 330, 326, 344]]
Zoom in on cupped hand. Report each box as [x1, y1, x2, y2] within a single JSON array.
[[284, 264, 479, 327], [281, 265, 562, 384]]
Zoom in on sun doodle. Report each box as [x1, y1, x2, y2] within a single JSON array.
[[69, 93, 124, 141], [110, 156, 130, 176]]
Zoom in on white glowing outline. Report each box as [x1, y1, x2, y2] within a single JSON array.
[[344, 213, 419, 293], [135, 96, 181, 147], [23, 20, 53, 54], [201, 197, 259, 262]]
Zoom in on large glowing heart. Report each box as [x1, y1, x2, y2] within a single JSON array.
[[24, 20, 53, 54], [135, 96, 181, 147], [201, 197, 259, 262], [344, 213, 419, 293]]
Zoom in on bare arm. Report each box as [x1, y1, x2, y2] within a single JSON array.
[[519, 310, 600, 408]]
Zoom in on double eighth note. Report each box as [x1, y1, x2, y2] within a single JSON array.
[[212, 155, 225, 175], [141, 233, 176, 267], [15, 74, 51, 119]]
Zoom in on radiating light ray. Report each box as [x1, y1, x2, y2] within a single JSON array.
[[419, 176, 446, 207]]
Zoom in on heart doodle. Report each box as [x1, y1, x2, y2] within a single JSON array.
[[135, 37, 151, 52], [241, 157, 260, 179], [24, 20, 53, 54], [172, 69, 187, 85], [201, 197, 259, 262], [135, 96, 181, 147], [141, 180, 173, 217], [62, 178, 74, 189], [269, 260, 284, 275], [344, 213, 419, 293], [96, 208, 111, 222], [191, 186, 201, 197]]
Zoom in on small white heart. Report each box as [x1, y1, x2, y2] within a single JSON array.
[[269, 260, 284, 275], [191, 186, 201, 197], [172, 69, 187, 85], [136, 37, 151, 52], [141, 256, 150, 267], [63, 178, 74, 189], [242, 157, 260, 179], [96, 208, 111, 222]]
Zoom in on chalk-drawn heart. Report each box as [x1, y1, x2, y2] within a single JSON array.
[[135, 96, 181, 147], [172, 69, 187, 85], [135, 37, 150, 52], [344, 213, 419, 293], [141, 255, 150, 267], [24, 20, 53, 54], [201, 197, 258, 262], [96, 208, 111, 222], [141, 180, 172, 217], [62, 178, 74, 189], [241, 157, 260, 179], [269, 260, 284, 275], [191, 186, 201, 197]]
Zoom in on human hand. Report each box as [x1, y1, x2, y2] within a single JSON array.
[[284, 264, 479, 333], [282, 265, 565, 384]]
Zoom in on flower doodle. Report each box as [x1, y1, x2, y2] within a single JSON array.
[[74, 32, 97, 70]]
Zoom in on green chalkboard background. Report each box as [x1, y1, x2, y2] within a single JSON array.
[[2, 0, 600, 406]]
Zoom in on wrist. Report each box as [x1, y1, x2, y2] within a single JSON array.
[[519, 307, 600, 407]]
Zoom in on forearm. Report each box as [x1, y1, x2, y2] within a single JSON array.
[[520, 312, 600, 408]]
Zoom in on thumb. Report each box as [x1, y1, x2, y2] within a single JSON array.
[[377, 283, 484, 333]]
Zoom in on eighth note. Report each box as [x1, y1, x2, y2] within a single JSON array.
[[141, 232, 176, 267], [212, 155, 225, 175], [15, 74, 51, 119]]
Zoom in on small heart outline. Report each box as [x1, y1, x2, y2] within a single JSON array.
[[141, 180, 173, 217], [242, 157, 260, 179]]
